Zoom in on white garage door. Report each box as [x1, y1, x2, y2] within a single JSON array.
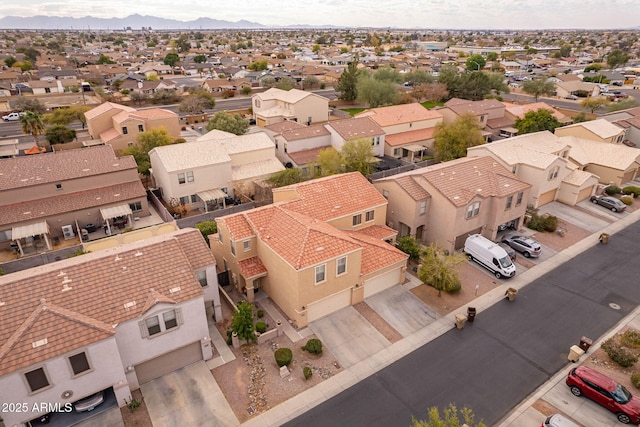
[[135, 341, 202, 384], [307, 288, 352, 322], [364, 268, 402, 298]]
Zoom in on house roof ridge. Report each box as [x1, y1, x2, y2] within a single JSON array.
[[141, 288, 177, 315]]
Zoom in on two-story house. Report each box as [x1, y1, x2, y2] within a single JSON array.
[[252, 88, 329, 126], [554, 119, 627, 145], [373, 156, 531, 251], [0, 228, 220, 427], [601, 106, 640, 147], [211, 173, 408, 328]]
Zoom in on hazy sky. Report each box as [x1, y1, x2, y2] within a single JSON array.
[[1, 0, 639, 29]]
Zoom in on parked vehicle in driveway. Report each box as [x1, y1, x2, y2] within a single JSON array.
[[502, 234, 542, 258], [590, 195, 627, 212], [566, 366, 640, 424], [73, 391, 105, 412], [464, 234, 516, 279], [542, 413, 579, 427]]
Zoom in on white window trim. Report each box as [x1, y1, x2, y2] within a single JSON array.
[[243, 240, 250, 251], [315, 264, 326, 285], [336, 257, 347, 276], [139, 308, 184, 339], [365, 210, 375, 222]]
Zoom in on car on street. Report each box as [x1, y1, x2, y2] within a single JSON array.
[[590, 195, 627, 212], [566, 366, 640, 424], [2, 112, 25, 121], [501, 234, 541, 258], [564, 94, 578, 100]]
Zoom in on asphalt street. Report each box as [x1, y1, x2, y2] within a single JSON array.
[[285, 218, 640, 427]]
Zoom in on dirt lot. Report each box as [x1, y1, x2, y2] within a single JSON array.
[[120, 389, 152, 427]]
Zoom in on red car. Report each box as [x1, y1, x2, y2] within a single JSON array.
[[566, 366, 640, 424]]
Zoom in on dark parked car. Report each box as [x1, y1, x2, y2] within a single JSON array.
[[590, 195, 627, 212], [501, 234, 541, 258], [566, 366, 640, 424]]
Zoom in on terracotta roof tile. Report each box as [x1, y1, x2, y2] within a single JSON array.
[[281, 124, 330, 141], [326, 117, 384, 140], [356, 103, 442, 127], [238, 256, 268, 279], [385, 127, 436, 147], [355, 224, 398, 240], [264, 121, 307, 133], [394, 175, 431, 200], [288, 147, 327, 166], [345, 230, 408, 275]]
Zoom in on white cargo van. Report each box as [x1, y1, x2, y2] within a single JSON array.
[[464, 234, 516, 279]]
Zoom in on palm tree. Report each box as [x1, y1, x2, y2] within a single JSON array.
[[19, 111, 46, 147]]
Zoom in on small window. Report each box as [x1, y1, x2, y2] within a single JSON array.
[[178, 173, 186, 184], [0, 230, 11, 242], [230, 241, 236, 256], [336, 257, 347, 275], [365, 210, 375, 222], [466, 202, 480, 219], [69, 352, 91, 376], [129, 201, 143, 212], [284, 144, 288, 153], [419, 201, 426, 215], [187, 171, 194, 182], [196, 270, 207, 287], [382, 190, 389, 199], [506, 195, 513, 210], [243, 240, 250, 251], [315, 264, 326, 284], [516, 191, 524, 206], [25, 367, 50, 393], [190, 194, 199, 203], [122, 126, 128, 135], [548, 167, 559, 180], [179, 196, 189, 205], [221, 187, 228, 194], [562, 150, 568, 159], [55, 183, 62, 190], [352, 214, 362, 226], [511, 165, 517, 174], [163, 310, 178, 330], [138, 124, 144, 132], [393, 148, 400, 156], [145, 316, 161, 336], [255, 100, 261, 108]]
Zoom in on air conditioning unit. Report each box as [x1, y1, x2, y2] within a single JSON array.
[[62, 225, 75, 240]]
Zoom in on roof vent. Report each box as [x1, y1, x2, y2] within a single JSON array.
[[58, 271, 66, 277], [123, 301, 136, 310], [114, 255, 122, 262], [114, 193, 120, 197], [23, 211, 31, 215], [32, 338, 48, 348], [169, 286, 181, 294], [62, 283, 73, 292], [122, 266, 128, 271], [134, 251, 143, 257], [82, 168, 90, 172], [316, 246, 324, 251], [477, 188, 483, 192], [0, 301, 5, 307]]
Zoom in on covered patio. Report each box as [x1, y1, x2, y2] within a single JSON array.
[[197, 189, 228, 213], [100, 205, 134, 235], [11, 221, 52, 256], [402, 143, 429, 162]]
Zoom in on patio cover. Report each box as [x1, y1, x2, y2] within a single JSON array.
[[404, 144, 428, 152], [197, 189, 227, 202], [12, 221, 49, 240], [100, 204, 132, 220]]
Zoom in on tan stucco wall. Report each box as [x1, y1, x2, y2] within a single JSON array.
[[555, 126, 622, 143], [373, 180, 428, 239], [325, 204, 387, 230], [381, 117, 442, 135], [584, 164, 634, 186]]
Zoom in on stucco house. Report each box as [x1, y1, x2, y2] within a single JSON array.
[[373, 156, 531, 251], [355, 103, 443, 161], [85, 102, 180, 153], [0, 145, 149, 256], [211, 172, 408, 328], [436, 98, 505, 140], [467, 131, 599, 207], [252, 87, 329, 126], [600, 107, 640, 147], [0, 228, 220, 427], [554, 119, 627, 145]]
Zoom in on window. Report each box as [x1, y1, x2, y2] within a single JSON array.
[[548, 167, 559, 180], [255, 100, 261, 108], [506, 195, 513, 210], [371, 138, 375, 146], [511, 165, 517, 174], [315, 264, 326, 284], [141, 309, 182, 338], [190, 194, 199, 203], [0, 230, 11, 242], [352, 214, 362, 226], [187, 171, 194, 182], [179, 196, 189, 205], [122, 126, 128, 135], [365, 210, 375, 222], [243, 240, 250, 251], [129, 201, 143, 212], [138, 124, 144, 132], [336, 257, 347, 275], [382, 190, 389, 199], [419, 201, 426, 215], [516, 191, 524, 206], [230, 241, 236, 256], [145, 316, 161, 336], [55, 183, 62, 190], [393, 148, 400, 157], [178, 173, 186, 184], [25, 368, 50, 393], [69, 352, 91, 376], [163, 310, 178, 330], [376, 136, 380, 146], [284, 144, 288, 153], [221, 187, 228, 195], [466, 202, 480, 219], [562, 150, 568, 159], [196, 270, 207, 287]]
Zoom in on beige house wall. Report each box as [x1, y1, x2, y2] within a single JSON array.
[[325, 204, 387, 230], [292, 96, 329, 124], [87, 111, 120, 139], [381, 117, 442, 135], [584, 164, 634, 186], [229, 146, 274, 166], [555, 126, 623, 143], [373, 180, 428, 240]]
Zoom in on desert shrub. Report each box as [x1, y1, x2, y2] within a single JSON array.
[[632, 373, 640, 389], [275, 348, 293, 367], [125, 398, 141, 411], [257, 309, 264, 318], [621, 195, 633, 206], [622, 186, 640, 198], [621, 330, 640, 349], [303, 366, 313, 380], [542, 215, 558, 232], [527, 213, 558, 232], [602, 338, 638, 368], [605, 185, 622, 195], [226, 329, 233, 345], [302, 338, 323, 355], [255, 321, 267, 333]]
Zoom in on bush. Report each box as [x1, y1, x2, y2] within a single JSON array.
[[605, 185, 622, 195], [126, 398, 141, 411], [226, 329, 233, 345], [255, 321, 267, 333], [621, 195, 633, 206], [623, 186, 640, 198], [542, 215, 558, 232], [602, 338, 638, 368], [302, 338, 323, 355], [621, 330, 640, 349], [303, 366, 313, 380], [632, 373, 640, 389], [275, 348, 293, 367], [526, 212, 558, 232], [257, 309, 264, 318]]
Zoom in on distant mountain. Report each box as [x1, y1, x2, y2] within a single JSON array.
[[0, 14, 266, 30]]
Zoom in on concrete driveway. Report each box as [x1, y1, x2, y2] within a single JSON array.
[[364, 285, 440, 337], [309, 306, 389, 368], [538, 201, 614, 233], [140, 361, 238, 427]]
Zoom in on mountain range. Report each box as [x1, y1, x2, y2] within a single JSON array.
[[0, 14, 267, 30]]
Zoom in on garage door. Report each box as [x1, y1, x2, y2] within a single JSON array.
[[135, 341, 202, 384], [307, 288, 352, 322], [576, 185, 594, 203], [622, 169, 637, 185], [364, 268, 402, 298], [257, 118, 267, 127], [454, 227, 483, 250], [538, 189, 557, 206]]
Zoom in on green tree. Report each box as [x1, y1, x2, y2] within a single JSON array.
[[486, 52, 498, 62], [335, 58, 360, 101], [268, 168, 307, 187], [584, 63, 604, 73], [248, 59, 269, 71], [193, 54, 207, 63], [466, 54, 486, 71], [411, 403, 487, 427], [276, 77, 296, 90], [123, 128, 182, 176], [4, 56, 17, 68], [96, 54, 115, 64], [175, 34, 191, 53], [163, 52, 180, 67], [341, 138, 377, 175], [231, 301, 256, 343], [572, 112, 589, 123], [19, 111, 46, 147], [195, 221, 217, 245], [179, 88, 215, 113], [45, 125, 76, 144], [303, 75, 319, 89], [514, 109, 561, 135], [606, 49, 630, 69], [44, 106, 91, 127], [580, 96, 610, 113], [404, 70, 434, 86], [357, 77, 399, 107], [130, 91, 149, 106], [418, 244, 466, 296], [15, 98, 46, 114], [521, 78, 556, 101], [606, 98, 640, 112], [315, 147, 343, 177], [485, 72, 510, 95], [396, 236, 421, 261], [373, 66, 403, 83], [17, 47, 41, 63], [152, 89, 180, 104], [205, 111, 249, 135], [559, 44, 572, 57], [433, 113, 484, 161], [260, 76, 276, 89]]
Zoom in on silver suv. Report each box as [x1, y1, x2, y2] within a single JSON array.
[[501, 234, 541, 258]]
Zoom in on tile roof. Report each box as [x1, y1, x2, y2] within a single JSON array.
[[264, 121, 307, 133], [344, 230, 408, 275], [150, 140, 231, 172], [215, 132, 276, 155], [84, 102, 135, 120], [394, 175, 431, 200], [560, 119, 625, 139], [502, 101, 569, 121], [288, 147, 328, 166], [231, 158, 285, 181], [255, 87, 316, 103], [238, 256, 268, 279], [384, 127, 436, 147], [130, 108, 178, 120], [0, 228, 212, 376], [0, 145, 137, 191], [281, 124, 330, 141], [355, 103, 443, 127], [354, 224, 398, 240], [444, 98, 504, 116], [326, 117, 384, 140], [559, 136, 640, 169]]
